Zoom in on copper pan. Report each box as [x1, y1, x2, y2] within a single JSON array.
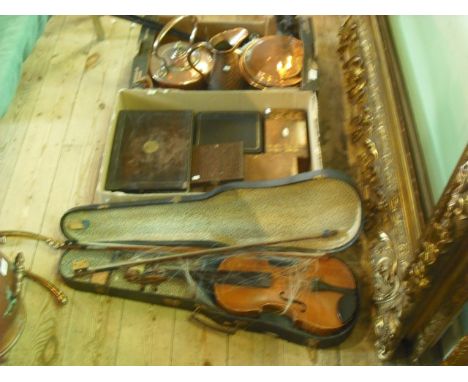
[[239, 35, 304, 89]]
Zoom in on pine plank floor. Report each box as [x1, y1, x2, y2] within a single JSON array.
[[0, 15, 384, 365]]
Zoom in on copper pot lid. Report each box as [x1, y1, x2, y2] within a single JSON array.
[[149, 15, 213, 88], [240, 35, 303, 88], [150, 41, 213, 87]]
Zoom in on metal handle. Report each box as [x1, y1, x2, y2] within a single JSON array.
[[24, 271, 68, 306], [187, 41, 212, 77], [0, 230, 66, 249], [13, 252, 68, 305], [153, 15, 198, 57]]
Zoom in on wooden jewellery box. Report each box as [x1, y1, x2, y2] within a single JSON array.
[[96, 89, 322, 203]]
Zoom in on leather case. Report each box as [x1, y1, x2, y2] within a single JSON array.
[[191, 142, 244, 185], [59, 169, 362, 348]]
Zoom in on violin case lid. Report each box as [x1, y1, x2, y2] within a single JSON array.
[[59, 169, 363, 348], [61, 169, 362, 252]]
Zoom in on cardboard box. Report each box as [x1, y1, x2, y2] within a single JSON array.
[[96, 89, 322, 203], [129, 16, 276, 89]]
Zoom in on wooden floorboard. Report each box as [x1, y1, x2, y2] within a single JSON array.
[[0, 15, 386, 365]]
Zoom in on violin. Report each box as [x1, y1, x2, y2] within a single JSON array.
[[214, 255, 357, 336], [125, 254, 357, 336]]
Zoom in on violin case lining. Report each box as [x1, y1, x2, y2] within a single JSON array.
[[59, 170, 363, 348]]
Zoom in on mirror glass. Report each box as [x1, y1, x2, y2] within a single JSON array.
[[388, 16, 468, 204]]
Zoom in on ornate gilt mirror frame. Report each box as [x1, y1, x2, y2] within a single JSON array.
[[337, 15, 468, 362]]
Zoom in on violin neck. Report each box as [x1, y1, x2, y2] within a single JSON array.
[[146, 268, 273, 288]]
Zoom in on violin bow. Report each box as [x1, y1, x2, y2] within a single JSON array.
[[0, 229, 343, 277], [71, 229, 341, 276]]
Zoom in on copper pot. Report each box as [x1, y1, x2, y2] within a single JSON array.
[[149, 16, 212, 89], [239, 35, 304, 89], [0, 252, 26, 359]]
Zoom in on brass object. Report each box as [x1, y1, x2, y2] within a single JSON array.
[[0, 252, 26, 358], [0, 230, 65, 249], [406, 155, 467, 292], [405, 150, 467, 362], [339, 16, 468, 362], [244, 153, 298, 181], [239, 35, 303, 89], [188, 27, 249, 90], [1, 250, 68, 358], [264, 109, 309, 158], [24, 270, 68, 306], [149, 16, 211, 89], [338, 16, 425, 360], [191, 142, 244, 185]]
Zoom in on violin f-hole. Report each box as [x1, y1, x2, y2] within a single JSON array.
[[279, 291, 307, 313]]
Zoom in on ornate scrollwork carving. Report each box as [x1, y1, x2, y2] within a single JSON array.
[[339, 16, 467, 362], [338, 16, 421, 360], [407, 159, 467, 294], [407, 154, 468, 361], [410, 265, 468, 363]]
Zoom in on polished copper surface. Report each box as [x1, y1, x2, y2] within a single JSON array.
[[149, 15, 212, 89], [150, 41, 209, 88], [0, 253, 25, 358], [188, 27, 249, 90], [239, 35, 304, 88]]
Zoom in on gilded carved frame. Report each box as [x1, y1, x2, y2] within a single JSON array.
[[337, 16, 468, 361]]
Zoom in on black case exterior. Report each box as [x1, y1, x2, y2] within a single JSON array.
[[60, 256, 359, 348], [59, 169, 363, 348]]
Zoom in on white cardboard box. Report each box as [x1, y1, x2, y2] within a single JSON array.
[[96, 89, 322, 203]]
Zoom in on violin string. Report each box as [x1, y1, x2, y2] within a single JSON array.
[[124, 249, 326, 316]]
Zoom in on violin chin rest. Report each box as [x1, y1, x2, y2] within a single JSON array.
[[337, 292, 357, 325]]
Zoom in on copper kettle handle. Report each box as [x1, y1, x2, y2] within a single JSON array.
[[187, 41, 213, 77], [152, 15, 198, 58]]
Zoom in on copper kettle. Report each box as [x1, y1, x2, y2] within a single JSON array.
[[187, 27, 249, 90], [149, 16, 212, 89]]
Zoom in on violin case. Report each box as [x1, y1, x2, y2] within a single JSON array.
[[58, 169, 363, 348]]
